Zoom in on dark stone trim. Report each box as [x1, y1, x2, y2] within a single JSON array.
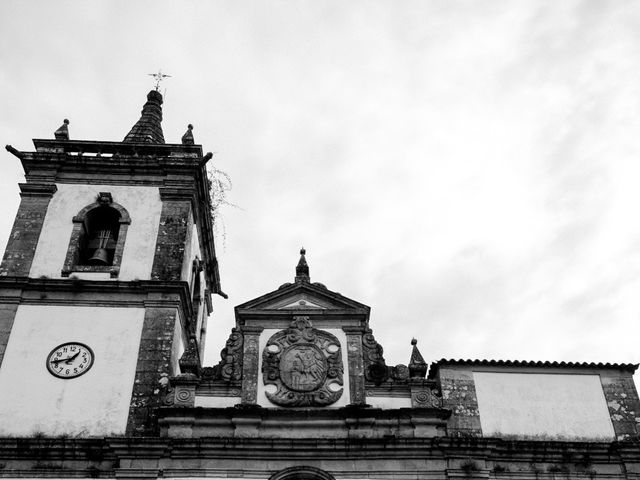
[[343, 326, 366, 405], [151, 195, 192, 282], [240, 326, 264, 405], [32, 138, 203, 156], [126, 307, 178, 436], [0, 436, 639, 478], [18, 182, 58, 197], [0, 184, 57, 277], [601, 373, 640, 441], [437, 368, 483, 438], [0, 301, 19, 368], [158, 187, 196, 202]]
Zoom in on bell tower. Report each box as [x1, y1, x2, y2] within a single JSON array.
[[0, 89, 223, 436]]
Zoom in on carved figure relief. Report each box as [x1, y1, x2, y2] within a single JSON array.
[[263, 316, 343, 406]]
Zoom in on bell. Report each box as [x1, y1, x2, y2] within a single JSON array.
[[88, 248, 109, 265]]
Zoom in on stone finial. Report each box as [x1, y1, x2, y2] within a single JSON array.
[[123, 90, 165, 144], [409, 338, 428, 378], [179, 336, 201, 376], [54, 119, 70, 140], [295, 247, 310, 283], [182, 124, 195, 145]]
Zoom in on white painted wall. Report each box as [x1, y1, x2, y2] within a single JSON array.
[[0, 304, 144, 436], [181, 220, 199, 283], [474, 371, 615, 440], [30, 184, 162, 280], [367, 396, 412, 409], [257, 328, 351, 408], [171, 314, 185, 377], [195, 395, 240, 408]]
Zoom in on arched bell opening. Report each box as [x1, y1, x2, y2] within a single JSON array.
[[61, 192, 131, 278], [79, 205, 121, 266]]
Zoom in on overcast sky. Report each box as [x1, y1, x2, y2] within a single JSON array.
[[1, 1, 640, 369]]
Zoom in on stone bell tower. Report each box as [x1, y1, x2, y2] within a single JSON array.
[[0, 89, 223, 436]]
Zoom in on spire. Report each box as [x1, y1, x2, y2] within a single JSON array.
[[54, 119, 69, 140], [123, 90, 165, 144], [295, 248, 310, 283], [408, 338, 428, 378]]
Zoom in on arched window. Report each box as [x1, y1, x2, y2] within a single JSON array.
[[269, 467, 335, 480], [62, 192, 131, 278]]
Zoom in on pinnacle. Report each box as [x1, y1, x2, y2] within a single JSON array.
[[123, 90, 165, 144]]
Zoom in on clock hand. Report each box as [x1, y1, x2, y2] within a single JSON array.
[[64, 351, 81, 364]]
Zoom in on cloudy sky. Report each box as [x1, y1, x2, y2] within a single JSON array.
[[1, 1, 640, 369]]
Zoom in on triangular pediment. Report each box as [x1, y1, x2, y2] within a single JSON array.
[[235, 282, 370, 313]]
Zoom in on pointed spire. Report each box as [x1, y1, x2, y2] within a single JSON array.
[[182, 124, 194, 145], [295, 247, 310, 283], [123, 90, 165, 144], [54, 119, 70, 140], [409, 338, 428, 378]]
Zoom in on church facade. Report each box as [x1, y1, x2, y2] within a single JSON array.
[[0, 90, 639, 480]]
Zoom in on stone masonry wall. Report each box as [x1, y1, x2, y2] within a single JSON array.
[[0, 302, 19, 368], [151, 189, 193, 282], [601, 372, 640, 441], [0, 184, 57, 277], [437, 367, 482, 437], [126, 307, 177, 436]]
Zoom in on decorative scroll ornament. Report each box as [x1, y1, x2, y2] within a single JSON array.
[[362, 327, 389, 385], [263, 316, 343, 407], [213, 327, 243, 381]]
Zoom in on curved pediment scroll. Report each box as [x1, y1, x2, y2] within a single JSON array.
[[262, 316, 343, 407]]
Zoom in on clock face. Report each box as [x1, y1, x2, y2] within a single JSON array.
[[46, 342, 94, 379]]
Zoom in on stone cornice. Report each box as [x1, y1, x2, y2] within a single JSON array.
[[32, 138, 203, 156], [0, 436, 638, 477], [0, 276, 197, 337], [18, 182, 57, 197]]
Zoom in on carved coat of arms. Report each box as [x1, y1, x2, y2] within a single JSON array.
[[262, 316, 343, 407]]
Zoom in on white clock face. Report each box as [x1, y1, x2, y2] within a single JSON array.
[[46, 342, 94, 379]]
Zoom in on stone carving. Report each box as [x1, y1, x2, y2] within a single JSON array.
[[263, 316, 343, 407], [214, 327, 243, 381], [179, 336, 201, 376], [391, 364, 410, 381], [411, 388, 443, 408], [241, 334, 261, 404], [97, 191, 113, 205], [362, 327, 389, 385]]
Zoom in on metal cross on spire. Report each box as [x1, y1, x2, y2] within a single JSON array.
[[148, 70, 171, 91]]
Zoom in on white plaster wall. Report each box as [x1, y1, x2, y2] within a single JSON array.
[[181, 220, 200, 283], [257, 328, 351, 408], [30, 184, 162, 280], [474, 372, 615, 440], [0, 305, 144, 436], [195, 395, 240, 408], [171, 315, 185, 376], [367, 396, 412, 409]]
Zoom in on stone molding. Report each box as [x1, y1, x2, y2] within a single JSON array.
[[18, 182, 58, 197]]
